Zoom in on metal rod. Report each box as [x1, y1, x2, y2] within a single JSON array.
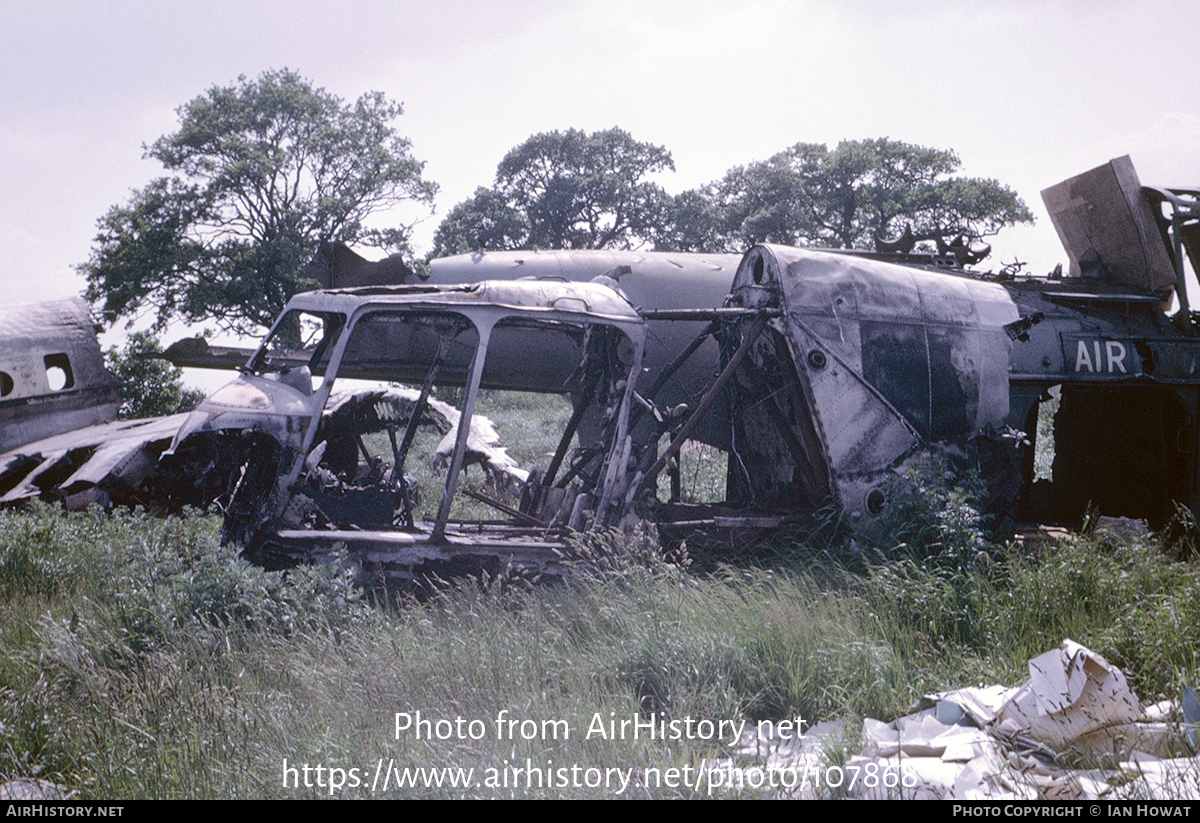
[[542, 364, 602, 490], [462, 487, 546, 527], [637, 314, 769, 491], [627, 321, 717, 434], [432, 325, 491, 543], [396, 334, 446, 471]]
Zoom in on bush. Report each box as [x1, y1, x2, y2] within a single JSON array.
[[105, 331, 205, 419]]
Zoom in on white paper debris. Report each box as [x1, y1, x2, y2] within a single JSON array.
[[712, 640, 1198, 800]]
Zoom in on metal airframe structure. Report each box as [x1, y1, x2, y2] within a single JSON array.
[[3, 156, 1200, 575]]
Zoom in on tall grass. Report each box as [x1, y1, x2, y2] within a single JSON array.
[[1, 462, 1199, 797]]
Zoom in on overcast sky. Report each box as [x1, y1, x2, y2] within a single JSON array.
[[3, 0, 1198, 350]]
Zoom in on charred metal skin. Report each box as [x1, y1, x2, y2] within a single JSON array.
[[7, 155, 1200, 562], [163, 279, 646, 578], [158, 367, 320, 546], [0, 414, 188, 511], [0, 298, 123, 453], [712, 227, 1200, 530], [1002, 274, 1200, 527], [635, 244, 1020, 529], [0, 297, 170, 511]]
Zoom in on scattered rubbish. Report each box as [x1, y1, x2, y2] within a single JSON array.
[[715, 640, 1199, 800], [1182, 687, 1200, 750]]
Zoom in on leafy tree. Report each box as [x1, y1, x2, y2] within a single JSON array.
[[431, 187, 530, 256], [431, 128, 674, 256], [651, 190, 724, 253], [81, 69, 437, 336], [105, 332, 206, 419], [671, 138, 1033, 253]]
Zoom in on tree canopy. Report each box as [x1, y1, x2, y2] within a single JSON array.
[[432, 135, 1032, 259], [431, 128, 674, 256], [81, 69, 437, 335], [683, 138, 1034, 252], [105, 332, 205, 419]]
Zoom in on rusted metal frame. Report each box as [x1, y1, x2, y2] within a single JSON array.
[[639, 308, 781, 321], [1145, 186, 1200, 336], [721, 323, 756, 506], [462, 487, 546, 527], [625, 393, 684, 502], [441, 523, 567, 539], [740, 350, 826, 504], [548, 331, 629, 493], [634, 314, 770, 494], [276, 527, 572, 555], [262, 325, 349, 529], [354, 433, 375, 465], [591, 331, 644, 528], [626, 320, 718, 434], [622, 320, 721, 500], [431, 322, 493, 543], [1170, 193, 1200, 334], [663, 514, 810, 528], [395, 333, 446, 472], [541, 361, 603, 490], [554, 446, 605, 490], [385, 428, 402, 478]]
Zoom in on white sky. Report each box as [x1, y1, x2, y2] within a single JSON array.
[[3, 0, 1198, 366]]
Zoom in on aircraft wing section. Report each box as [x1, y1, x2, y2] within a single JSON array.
[[0, 414, 189, 509]]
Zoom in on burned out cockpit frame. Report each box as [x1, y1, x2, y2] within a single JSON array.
[[165, 280, 647, 578]]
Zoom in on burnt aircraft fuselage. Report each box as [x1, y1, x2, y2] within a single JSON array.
[[0, 298, 123, 453], [157, 241, 1200, 576], [719, 245, 1017, 526], [160, 279, 647, 576], [7, 156, 1200, 561], [720, 245, 1200, 529]]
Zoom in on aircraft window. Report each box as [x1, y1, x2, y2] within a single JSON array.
[[0, 372, 11, 397], [341, 312, 477, 383], [44, 354, 74, 391], [253, 310, 344, 386]]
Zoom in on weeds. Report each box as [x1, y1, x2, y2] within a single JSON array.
[[1, 456, 1199, 798]]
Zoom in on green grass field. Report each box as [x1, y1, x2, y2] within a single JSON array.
[[1, 390, 1199, 798]]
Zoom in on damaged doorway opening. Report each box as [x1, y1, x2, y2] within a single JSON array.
[[1024, 383, 1194, 528], [655, 440, 729, 507]]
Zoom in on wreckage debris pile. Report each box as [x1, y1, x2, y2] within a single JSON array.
[[727, 640, 1200, 800]]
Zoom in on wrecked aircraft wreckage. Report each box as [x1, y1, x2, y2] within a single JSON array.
[[0, 297, 123, 454], [2, 156, 1200, 577]]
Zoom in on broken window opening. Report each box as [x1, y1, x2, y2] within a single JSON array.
[[1024, 384, 1193, 528], [0, 371, 11, 397], [445, 389, 575, 524], [43, 354, 74, 391], [654, 439, 728, 505], [340, 311, 478, 386], [296, 312, 478, 532], [485, 320, 634, 530], [251, 310, 346, 391], [289, 310, 631, 536], [1033, 385, 1061, 482]]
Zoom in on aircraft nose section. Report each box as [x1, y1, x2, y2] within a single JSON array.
[[729, 245, 784, 309]]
